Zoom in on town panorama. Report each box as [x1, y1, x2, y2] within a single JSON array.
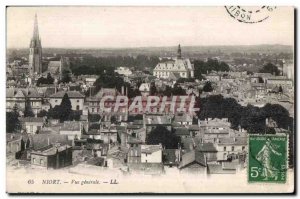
[[6, 9, 295, 193]]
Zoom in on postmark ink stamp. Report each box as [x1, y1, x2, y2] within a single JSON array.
[[225, 6, 277, 24], [248, 135, 288, 183]]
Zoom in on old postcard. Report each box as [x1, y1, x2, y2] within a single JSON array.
[[6, 6, 295, 194]]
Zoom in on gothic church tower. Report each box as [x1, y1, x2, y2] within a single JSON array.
[[29, 14, 42, 75]]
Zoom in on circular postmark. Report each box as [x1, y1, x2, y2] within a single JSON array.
[[225, 6, 277, 24]]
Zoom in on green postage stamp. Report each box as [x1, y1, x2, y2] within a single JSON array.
[[248, 135, 288, 183]]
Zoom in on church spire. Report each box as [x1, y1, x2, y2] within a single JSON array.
[[177, 44, 182, 59], [30, 14, 41, 48], [33, 14, 39, 39], [29, 13, 42, 75]]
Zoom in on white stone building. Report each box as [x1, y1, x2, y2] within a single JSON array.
[[49, 91, 85, 111], [140, 144, 163, 163], [153, 45, 194, 79]]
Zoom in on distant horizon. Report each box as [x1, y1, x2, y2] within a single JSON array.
[[7, 7, 294, 49], [6, 43, 294, 50]]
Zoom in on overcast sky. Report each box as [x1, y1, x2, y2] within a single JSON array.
[[7, 6, 294, 48]]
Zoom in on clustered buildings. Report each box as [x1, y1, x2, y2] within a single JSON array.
[[6, 15, 293, 176]]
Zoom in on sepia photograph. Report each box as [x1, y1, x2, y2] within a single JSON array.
[[5, 6, 295, 194]]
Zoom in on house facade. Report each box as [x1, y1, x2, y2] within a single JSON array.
[[49, 91, 85, 111], [31, 144, 72, 169]]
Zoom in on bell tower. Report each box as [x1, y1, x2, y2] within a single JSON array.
[[177, 44, 182, 59], [29, 14, 42, 75]]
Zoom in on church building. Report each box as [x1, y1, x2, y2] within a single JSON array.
[[29, 14, 42, 75]]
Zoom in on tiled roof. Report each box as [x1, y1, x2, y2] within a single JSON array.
[[31, 144, 71, 156], [30, 134, 71, 150], [49, 91, 84, 98], [6, 88, 42, 98], [217, 137, 247, 145], [6, 133, 29, 143], [60, 121, 81, 131], [174, 127, 190, 136], [19, 117, 44, 123], [178, 150, 206, 169], [141, 144, 162, 154], [197, 143, 217, 152]]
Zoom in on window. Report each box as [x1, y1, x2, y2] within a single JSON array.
[[76, 105, 80, 110], [40, 159, 44, 165], [33, 158, 36, 163], [242, 146, 245, 151], [231, 146, 234, 151], [30, 125, 33, 133], [77, 100, 80, 102], [223, 146, 226, 151], [55, 100, 58, 103]]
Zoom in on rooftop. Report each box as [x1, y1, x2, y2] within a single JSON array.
[[178, 150, 206, 169], [19, 117, 44, 123], [31, 144, 71, 156], [141, 144, 162, 154], [49, 91, 85, 98]]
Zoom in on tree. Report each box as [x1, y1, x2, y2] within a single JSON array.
[[172, 84, 186, 95], [6, 112, 20, 133], [24, 99, 35, 117], [259, 63, 280, 76], [202, 81, 213, 92], [59, 93, 72, 122], [37, 110, 48, 117], [193, 59, 229, 80], [150, 82, 157, 95], [198, 95, 293, 134], [146, 125, 181, 149], [61, 70, 72, 83], [36, 73, 54, 86], [6, 104, 21, 133], [88, 113, 101, 122], [47, 105, 61, 120], [176, 78, 195, 84], [46, 73, 54, 84]]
